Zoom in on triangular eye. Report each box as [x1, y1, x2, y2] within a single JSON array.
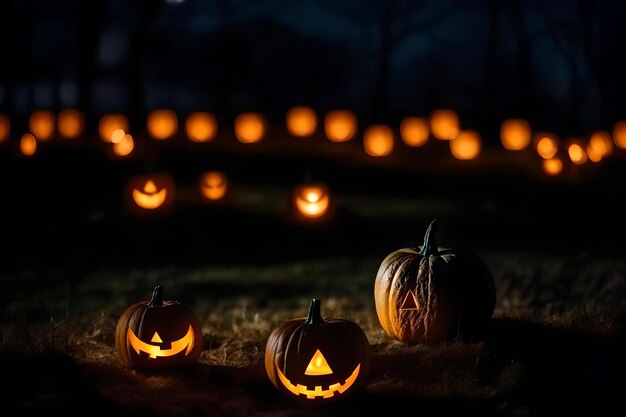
[[400, 290, 419, 310], [151, 332, 163, 343], [305, 349, 333, 375]]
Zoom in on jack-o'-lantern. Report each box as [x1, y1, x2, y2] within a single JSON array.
[[199, 171, 228, 201], [99, 114, 129, 142], [265, 298, 371, 402], [500, 119, 531, 151], [0, 114, 10, 142], [324, 110, 357, 142], [430, 109, 459, 140], [450, 129, 481, 160], [57, 109, 84, 139], [400, 116, 429, 147], [286, 106, 317, 137], [29, 110, 55, 141], [186, 112, 217, 142], [374, 219, 496, 346], [363, 124, 394, 156], [293, 182, 330, 219], [147, 109, 178, 140], [126, 173, 175, 211], [116, 286, 203, 369], [234, 112, 266, 143]]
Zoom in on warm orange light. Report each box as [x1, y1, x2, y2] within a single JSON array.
[[450, 129, 481, 160], [587, 142, 602, 163], [147, 109, 178, 140], [324, 110, 357, 142], [199, 171, 228, 201], [542, 158, 563, 176], [132, 180, 168, 209], [29, 110, 55, 141], [399, 117, 429, 147], [535, 133, 559, 159], [305, 349, 333, 376], [20, 133, 37, 156], [588, 131, 613, 159], [294, 184, 330, 218], [286, 106, 317, 137], [113, 133, 134, 157], [99, 114, 129, 142], [614, 121, 626, 149], [0, 114, 9, 142], [185, 112, 217, 142], [234, 113, 266, 143], [430, 109, 459, 140], [363, 124, 394, 156], [127, 326, 195, 359], [276, 364, 360, 400], [111, 128, 126, 143], [57, 109, 84, 139], [501, 119, 531, 150], [567, 141, 588, 165]]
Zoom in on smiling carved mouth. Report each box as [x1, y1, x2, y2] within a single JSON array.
[[275, 364, 361, 399], [127, 325, 195, 359]]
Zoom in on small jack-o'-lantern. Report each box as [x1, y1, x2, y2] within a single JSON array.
[[126, 173, 175, 212], [265, 298, 371, 402], [186, 112, 217, 142], [29, 110, 55, 141], [500, 118, 531, 151], [324, 110, 357, 142], [19, 133, 37, 156], [147, 109, 178, 140], [57, 109, 84, 139], [234, 112, 267, 143], [450, 129, 481, 160], [293, 182, 330, 219], [116, 286, 203, 369], [363, 124, 394, 156], [199, 171, 228, 201], [374, 219, 496, 346], [430, 109, 459, 140], [286, 106, 317, 137]]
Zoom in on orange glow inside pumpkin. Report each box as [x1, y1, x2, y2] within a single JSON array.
[[501, 118, 531, 150], [363, 124, 394, 156], [295, 184, 330, 218], [286, 106, 317, 137], [199, 171, 228, 201], [127, 325, 195, 359], [132, 180, 168, 209], [276, 362, 360, 400], [29, 110, 55, 141], [147, 109, 178, 140], [235, 113, 266, 143], [305, 349, 333, 375], [324, 110, 357, 142], [99, 114, 129, 142], [185, 112, 217, 142], [450, 129, 481, 160], [399, 117, 429, 147], [430, 109, 459, 140], [57, 109, 84, 139]]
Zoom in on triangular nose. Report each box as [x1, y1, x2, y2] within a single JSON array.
[[305, 349, 333, 375], [400, 290, 419, 310], [151, 332, 163, 343]]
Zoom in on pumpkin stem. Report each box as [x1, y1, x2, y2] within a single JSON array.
[[305, 298, 325, 325], [148, 285, 164, 307], [418, 219, 438, 256]]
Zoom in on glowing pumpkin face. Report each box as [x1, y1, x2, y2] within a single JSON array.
[[293, 183, 330, 219], [126, 173, 175, 212], [116, 286, 203, 369], [265, 299, 371, 402], [199, 171, 228, 201]]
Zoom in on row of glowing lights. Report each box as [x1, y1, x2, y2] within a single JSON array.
[[129, 170, 329, 219], [2, 107, 626, 175]]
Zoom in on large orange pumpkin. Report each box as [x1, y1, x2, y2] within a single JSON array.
[[374, 219, 496, 346]]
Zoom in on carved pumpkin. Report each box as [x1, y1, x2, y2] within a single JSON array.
[[116, 286, 203, 369], [374, 219, 496, 346], [126, 173, 175, 212], [265, 298, 371, 402], [293, 182, 330, 219], [199, 171, 228, 201]]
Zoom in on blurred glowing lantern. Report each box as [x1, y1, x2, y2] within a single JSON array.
[[399, 117, 429, 147], [29, 110, 55, 141], [57, 109, 84, 139], [450, 129, 481, 160], [286, 106, 317, 137], [127, 173, 175, 211], [185, 112, 217, 142], [567, 140, 588, 165], [113, 133, 135, 157], [234, 112, 267, 143], [588, 131, 613, 159], [430, 109, 459, 140], [147, 109, 178, 140], [501, 119, 531, 150], [534, 133, 559, 159], [199, 171, 228, 201], [613, 121, 626, 149], [363, 124, 394, 156], [99, 114, 129, 142], [20, 133, 37, 156], [0, 114, 9, 142], [586, 142, 602, 163], [294, 183, 330, 219], [542, 158, 563, 176], [324, 110, 357, 142]]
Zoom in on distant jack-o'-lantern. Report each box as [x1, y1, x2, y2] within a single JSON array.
[[400, 116, 429, 147], [450, 129, 481, 160], [29, 110, 55, 141], [19, 133, 37, 156], [147, 109, 178, 140], [286, 106, 317, 137], [57, 109, 84, 139], [613, 121, 626, 149], [186, 112, 217, 142], [99, 114, 129, 142], [126, 173, 175, 211], [501, 119, 531, 151], [567, 139, 588, 165], [324, 110, 357, 142], [235, 113, 267, 143], [363, 124, 394, 156], [430, 109, 459, 140], [116, 285, 203, 369], [265, 298, 371, 402], [542, 157, 563, 176], [199, 171, 228, 201], [534, 132, 559, 159], [0, 114, 10, 142], [293, 182, 330, 219]]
